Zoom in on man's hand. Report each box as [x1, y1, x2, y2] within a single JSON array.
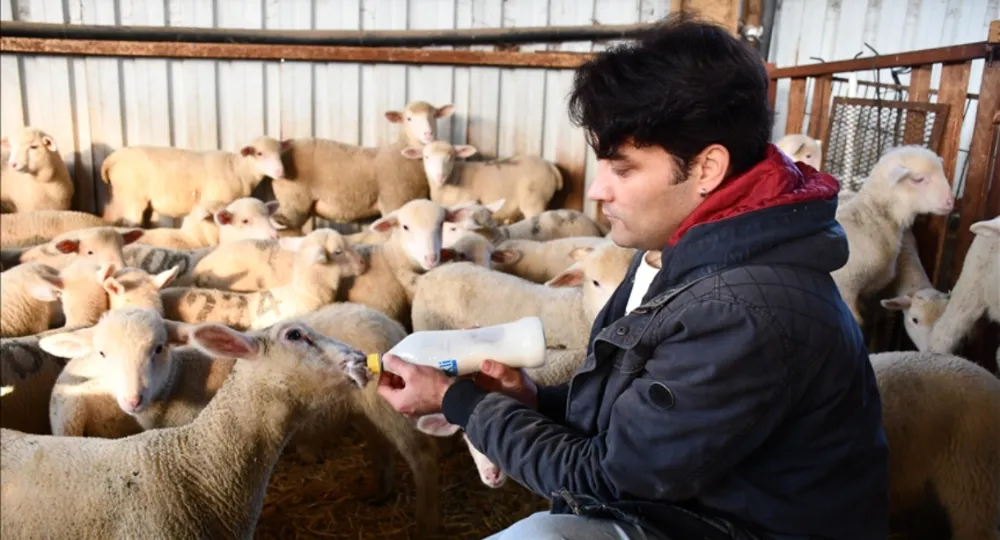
[[472, 359, 539, 409], [376, 354, 454, 417]]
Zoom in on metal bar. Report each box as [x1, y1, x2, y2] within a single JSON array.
[[0, 36, 595, 69], [768, 42, 988, 80], [0, 20, 658, 48]]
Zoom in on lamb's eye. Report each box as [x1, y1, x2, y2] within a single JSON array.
[[592, 280, 600, 287], [99, 351, 106, 358], [334, 249, 343, 255], [154, 345, 164, 355], [911, 317, 919, 324], [285, 329, 303, 341], [87, 250, 94, 255], [242, 219, 249, 225], [402, 225, 409, 231]]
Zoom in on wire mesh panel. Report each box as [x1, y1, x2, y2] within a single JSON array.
[[821, 97, 950, 191]]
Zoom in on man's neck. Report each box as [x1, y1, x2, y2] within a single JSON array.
[[644, 250, 662, 269]]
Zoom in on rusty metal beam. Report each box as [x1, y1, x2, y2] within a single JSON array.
[[0, 20, 659, 48], [768, 42, 988, 79], [0, 36, 595, 69]]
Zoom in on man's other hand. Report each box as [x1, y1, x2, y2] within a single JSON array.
[[473, 360, 539, 409], [376, 354, 454, 417]]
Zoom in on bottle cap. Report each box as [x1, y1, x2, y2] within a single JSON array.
[[366, 353, 381, 374]]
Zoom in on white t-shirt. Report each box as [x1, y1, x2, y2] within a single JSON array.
[[625, 251, 660, 314]]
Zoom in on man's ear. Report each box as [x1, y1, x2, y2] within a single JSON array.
[[693, 143, 730, 196]]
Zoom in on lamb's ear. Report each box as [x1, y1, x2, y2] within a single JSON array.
[[490, 249, 521, 265], [880, 296, 912, 311], [400, 146, 423, 160], [568, 246, 595, 261], [435, 104, 455, 118], [103, 276, 125, 297], [815, 139, 823, 148], [153, 266, 181, 289], [189, 324, 260, 360], [970, 219, 1000, 238], [444, 206, 473, 223], [121, 229, 144, 245], [887, 164, 913, 184], [370, 211, 399, 233], [39, 327, 95, 358], [415, 413, 461, 437], [546, 265, 584, 288], [164, 320, 194, 345], [384, 110, 404, 124], [454, 144, 478, 159], [214, 209, 234, 226], [265, 200, 281, 216], [96, 263, 118, 283], [29, 274, 64, 302], [55, 239, 80, 254], [483, 199, 506, 214], [792, 143, 806, 155]]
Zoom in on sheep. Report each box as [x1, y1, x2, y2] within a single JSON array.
[[1, 324, 89, 434], [829, 145, 955, 325], [133, 198, 280, 250], [490, 236, 611, 283], [268, 101, 454, 229], [335, 199, 477, 328], [122, 244, 211, 287], [402, 141, 563, 223], [869, 350, 1000, 540], [104, 266, 180, 314], [0, 127, 73, 212], [0, 316, 378, 540], [39, 302, 442, 536], [442, 202, 607, 247], [444, 230, 498, 268], [411, 240, 636, 349], [775, 133, 823, 171], [0, 263, 70, 338], [99, 136, 287, 227], [879, 288, 950, 351], [18, 226, 145, 270], [160, 230, 365, 329], [0, 210, 109, 249], [190, 238, 294, 291]]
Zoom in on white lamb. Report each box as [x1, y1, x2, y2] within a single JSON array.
[[0, 210, 109, 249], [830, 145, 955, 324], [775, 133, 823, 170], [402, 141, 563, 223], [0, 262, 93, 338], [0, 127, 73, 212], [411, 241, 636, 350], [40, 302, 443, 535], [442, 202, 607, 247], [160, 229, 365, 329], [491, 236, 611, 283], [0, 317, 376, 539], [268, 101, 453, 229], [18, 226, 145, 270], [133, 197, 280, 250], [870, 350, 1000, 540], [100, 136, 286, 227]]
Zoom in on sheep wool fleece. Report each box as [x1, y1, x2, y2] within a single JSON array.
[[442, 145, 890, 540]]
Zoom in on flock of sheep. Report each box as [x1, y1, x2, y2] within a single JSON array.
[[0, 99, 997, 539]]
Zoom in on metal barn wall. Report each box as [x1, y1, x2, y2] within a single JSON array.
[[0, 0, 673, 220], [768, 0, 1000, 193]]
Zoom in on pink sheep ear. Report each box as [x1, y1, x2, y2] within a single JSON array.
[[55, 239, 80, 254], [415, 413, 461, 437], [121, 229, 144, 245], [190, 324, 260, 360], [164, 320, 193, 345], [384, 111, 404, 124], [215, 210, 234, 226], [265, 200, 281, 216], [400, 147, 423, 160], [279, 139, 294, 152], [102, 277, 125, 297], [370, 212, 399, 233], [568, 246, 594, 261], [153, 266, 180, 289], [435, 104, 455, 118], [880, 296, 912, 311], [546, 265, 584, 288], [454, 144, 478, 159], [41, 135, 58, 152], [96, 263, 118, 283], [239, 146, 255, 157]]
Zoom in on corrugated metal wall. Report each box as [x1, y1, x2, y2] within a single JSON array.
[[768, 0, 1000, 193], [1, 0, 997, 220], [0, 0, 672, 221]]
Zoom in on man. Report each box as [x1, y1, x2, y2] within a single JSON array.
[[376, 14, 889, 540]]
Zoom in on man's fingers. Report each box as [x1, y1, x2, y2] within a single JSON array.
[[382, 354, 415, 377]]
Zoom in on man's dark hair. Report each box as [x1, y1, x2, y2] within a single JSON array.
[[568, 13, 773, 178]]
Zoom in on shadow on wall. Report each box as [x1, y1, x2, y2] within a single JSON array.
[[70, 141, 118, 218]]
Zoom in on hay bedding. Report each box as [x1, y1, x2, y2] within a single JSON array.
[[254, 421, 550, 540]]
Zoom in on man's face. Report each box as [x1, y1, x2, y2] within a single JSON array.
[[587, 142, 704, 251]]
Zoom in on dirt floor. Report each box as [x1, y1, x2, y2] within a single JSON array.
[[254, 420, 550, 539]]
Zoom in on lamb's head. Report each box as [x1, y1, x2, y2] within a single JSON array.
[[54, 259, 116, 326], [775, 133, 822, 170], [293, 229, 367, 290], [238, 136, 289, 181], [546, 242, 638, 321], [2, 126, 60, 174], [188, 320, 371, 404], [39, 307, 191, 415], [386, 101, 456, 145], [214, 197, 281, 243], [20, 226, 143, 268], [369, 198, 476, 271], [401, 140, 477, 187], [441, 200, 504, 248], [178, 201, 226, 245], [881, 288, 950, 350], [865, 146, 954, 223], [103, 265, 179, 313], [440, 231, 496, 269]]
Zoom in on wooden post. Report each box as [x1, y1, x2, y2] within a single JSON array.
[[785, 77, 808, 134], [903, 64, 933, 145], [766, 63, 777, 109], [807, 75, 833, 140], [670, 0, 742, 35]]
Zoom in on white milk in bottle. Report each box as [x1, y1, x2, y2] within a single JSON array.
[[366, 316, 547, 377]]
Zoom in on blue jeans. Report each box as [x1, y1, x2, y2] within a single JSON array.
[[483, 511, 667, 540]]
